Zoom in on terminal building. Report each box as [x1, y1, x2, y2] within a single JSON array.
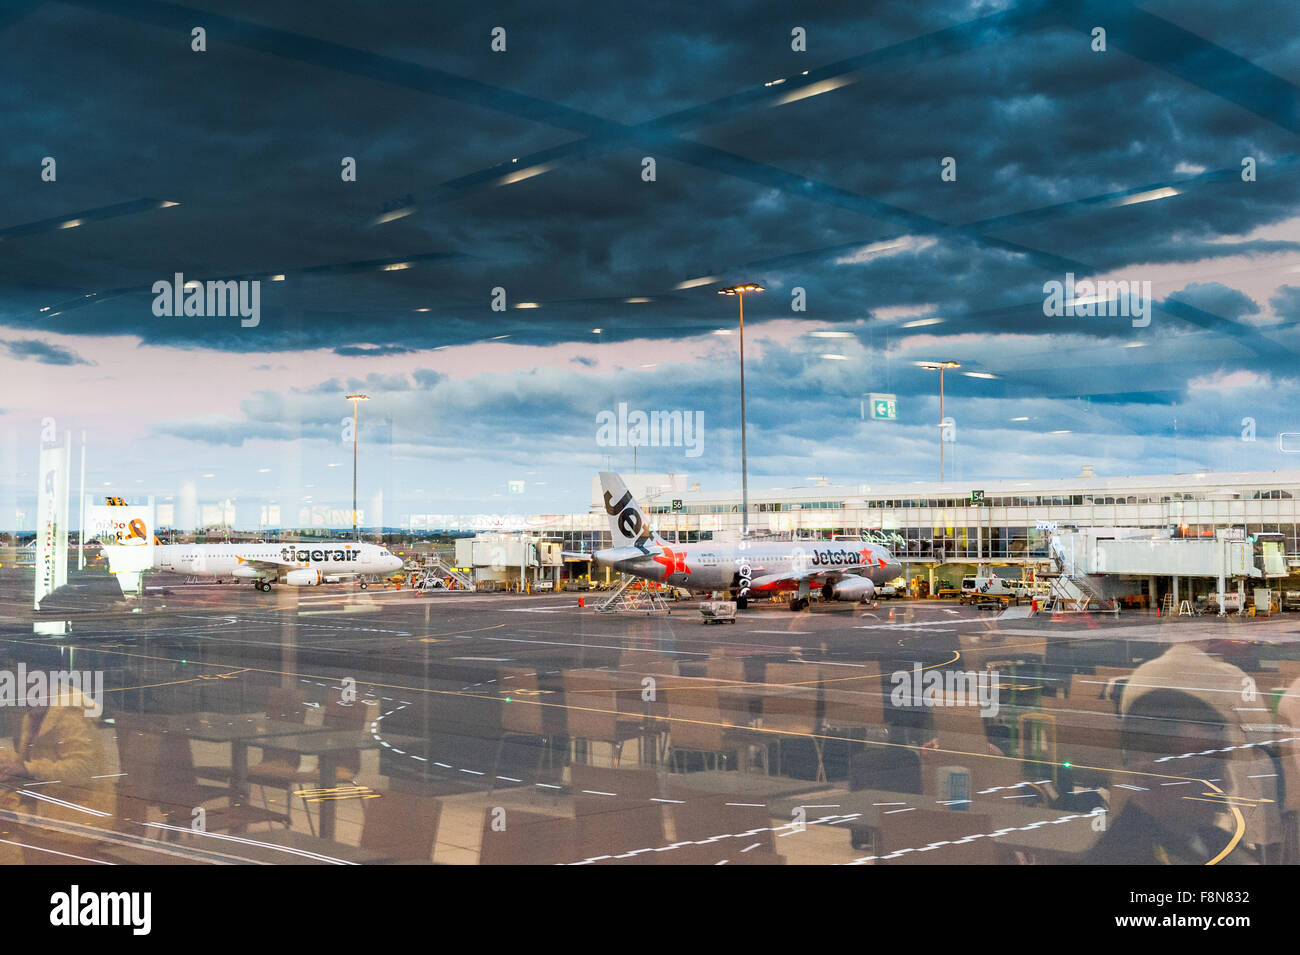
[[499, 467, 1300, 601]]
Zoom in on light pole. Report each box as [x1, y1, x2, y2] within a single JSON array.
[[346, 394, 370, 540], [718, 283, 764, 538], [918, 361, 959, 482]]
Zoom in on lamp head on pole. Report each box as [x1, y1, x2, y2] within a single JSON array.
[[346, 394, 371, 403], [917, 360, 960, 372], [718, 284, 765, 296]]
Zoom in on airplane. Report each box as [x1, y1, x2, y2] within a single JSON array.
[[103, 540, 404, 592], [573, 472, 903, 611]]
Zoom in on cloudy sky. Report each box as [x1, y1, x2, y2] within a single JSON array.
[[3, 0, 1300, 528]]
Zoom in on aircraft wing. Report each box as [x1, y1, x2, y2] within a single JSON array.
[[560, 551, 594, 560], [235, 556, 294, 575], [747, 568, 863, 592]]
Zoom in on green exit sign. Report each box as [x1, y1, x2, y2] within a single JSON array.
[[869, 393, 897, 420]]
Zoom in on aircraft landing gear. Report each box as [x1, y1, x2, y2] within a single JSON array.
[[359, 581, 368, 590], [791, 596, 810, 612], [732, 591, 748, 609], [256, 580, 272, 592]]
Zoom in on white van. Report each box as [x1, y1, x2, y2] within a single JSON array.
[[960, 575, 1037, 604]]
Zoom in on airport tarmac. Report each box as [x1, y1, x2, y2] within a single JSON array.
[[2, 568, 1299, 864]]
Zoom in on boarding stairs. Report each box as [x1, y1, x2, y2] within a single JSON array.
[[595, 575, 671, 615], [1038, 553, 1118, 615], [415, 554, 476, 593]]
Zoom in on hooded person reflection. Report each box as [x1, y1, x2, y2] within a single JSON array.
[[1084, 644, 1256, 864], [0, 683, 113, 863]]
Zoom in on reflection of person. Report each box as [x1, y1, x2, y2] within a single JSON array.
[[1275, 675, 1300, 838], [1083, 645, 1256, 864], [0, 686, 114, 862]]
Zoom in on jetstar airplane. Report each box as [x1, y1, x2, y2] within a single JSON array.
[[572, 472, 903, 611], [103, 540, 404, 592]]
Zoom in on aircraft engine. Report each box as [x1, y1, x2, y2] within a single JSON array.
[[822, 576, 875, 601], [284, 569, 322, 586]]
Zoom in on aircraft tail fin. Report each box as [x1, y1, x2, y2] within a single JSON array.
[[598, 472, 664, 550]]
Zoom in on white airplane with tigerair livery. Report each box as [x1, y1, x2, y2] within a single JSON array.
[[574, 472, 903, 611], [104, 540, 403, 592]]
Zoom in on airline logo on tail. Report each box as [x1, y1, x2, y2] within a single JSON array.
[[599, 471, 663, 554], [652, 545, 690, 576]]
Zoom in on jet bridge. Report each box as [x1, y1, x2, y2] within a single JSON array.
[[1049, 528, 1262, 616]]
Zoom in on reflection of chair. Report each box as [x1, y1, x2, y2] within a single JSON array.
[[1038, 694, 1122, 787], [571, 765, 664, 864], [247, 688, 318, 832], [611, 669, 669, 765], [706, 655, 747, 685], [925, 689, 1037, 797], [878, 809, 995, 864], [665, 679, 766, 773], [929, 696, 988, 749], [618, 650, 678, 677], [360, 790, 441, 863], [1278, 677, 1300, 862], [562, 669, 645, 767], [959, 635, 1046, 672], [761, 664, 824, 781], [114, 716, 289, 835], [323, 697, 371, 782], [848, 746, 921, 793], [479, 809, 577, 865], [493, 667, 553, 785], [707, 656, 756, 725], [822, 664, 884, 734]]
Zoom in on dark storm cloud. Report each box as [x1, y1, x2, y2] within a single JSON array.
[[3, 0, 1300, 506], [333, 344, 416, 357], [1166, 282, 1261, 322], [1270, 285, 1300, 321], [1, 0, 1296, 366], [0, 338, 92, 365]]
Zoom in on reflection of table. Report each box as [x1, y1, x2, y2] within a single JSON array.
[[716, 684, 817, 720], [667, 770, 826, 800], [150, 713, 331, 800], [220, 829, 392, 865], [770, 788, 1099, 861], [257, 732, 420, 840]]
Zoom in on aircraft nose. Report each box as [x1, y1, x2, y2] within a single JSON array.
[[387, 556, 403, 572]]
